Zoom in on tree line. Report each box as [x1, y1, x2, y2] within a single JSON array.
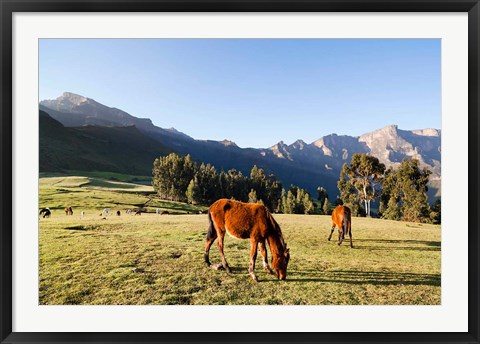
[[152, 153, 315, 214], [152, 152, 440, 223]]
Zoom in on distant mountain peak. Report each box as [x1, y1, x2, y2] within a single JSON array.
[[291, 139, 306, 149], [370, 124, 398, 135], [61, 92, 89, 104], [220, 139, 238, 147], [268, 140, 291, 160], [411, 128, 441, 137]]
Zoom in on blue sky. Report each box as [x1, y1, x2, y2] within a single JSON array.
[[39, 39, 441, 148]]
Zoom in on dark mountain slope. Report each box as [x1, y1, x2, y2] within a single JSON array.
[[39, 110, 171, 175]]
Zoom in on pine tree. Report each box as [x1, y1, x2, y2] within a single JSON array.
[[196, 163, 220, 204], [186, 176, 201, 205], [323, 197, 333, 215], [379, 158, 432, 223], [285, 190, 296, 214], [379, 167, 396, 217], [248, 165, 282, 211], [248, 189, 258, 203], [152, 153, 198, 201], [277, 188, 287, 213], [317, 186, 328, 213], [302, 193, 315, 214], [430, 198, 441, 224], [382, 195, 401, 221]]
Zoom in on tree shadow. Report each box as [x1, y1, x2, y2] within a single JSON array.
[[355, 238, 440, 246], [352, 238, 440, 251], [286, 269, 440, 286]]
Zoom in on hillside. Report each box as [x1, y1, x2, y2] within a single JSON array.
[[40, 92, 441, 199], [39, 110, 171, 175]]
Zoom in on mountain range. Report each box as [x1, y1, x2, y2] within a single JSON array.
[[39, 92, 441, 199]]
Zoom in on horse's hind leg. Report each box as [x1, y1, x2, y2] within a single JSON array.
[[338, 228, 344, 246], [348, 223, 353, 248], [204, 231, 217, 267], [217, 232, 232, 273], [248, 238, 259, 282], [259, 241, 274, 275], [328, 224, 335, 241]]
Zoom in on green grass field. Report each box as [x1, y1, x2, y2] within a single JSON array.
[[39, 175, 441, 305]]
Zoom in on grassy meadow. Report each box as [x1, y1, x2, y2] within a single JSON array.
[[39, 174, 441, 305]]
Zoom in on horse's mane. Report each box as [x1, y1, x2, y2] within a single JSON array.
[[266, 209, 287, 251]]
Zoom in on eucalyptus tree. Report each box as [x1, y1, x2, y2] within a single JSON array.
[[341, 153, 385, 217]]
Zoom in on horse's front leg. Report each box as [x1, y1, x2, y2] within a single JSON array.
[[249, 238, 259, 282], [259, 241, 274, 275], [217, 232, 232, 273]]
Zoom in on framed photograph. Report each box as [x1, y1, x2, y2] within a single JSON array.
[[1, 1, 479, 343]]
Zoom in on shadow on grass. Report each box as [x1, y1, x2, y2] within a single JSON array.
[[287, 269, 440, 286], [352, 238, 440, 252], [355, 238, 441, 246], [86, 180, 138, 189], [64, 225, 97, 231]]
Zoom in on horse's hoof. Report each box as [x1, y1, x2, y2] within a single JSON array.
[[226, 267, 232, 274], [250, 274, 258, 282]]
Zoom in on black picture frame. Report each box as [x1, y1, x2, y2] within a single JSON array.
[[1, 1, 479, 343]]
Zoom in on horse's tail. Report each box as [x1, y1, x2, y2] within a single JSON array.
[[206, 208, 216, 241], [342, 207, 351, 237], [204, 208, 217, 267]]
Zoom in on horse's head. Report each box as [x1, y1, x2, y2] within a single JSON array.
[[272, 246, 290, 280]]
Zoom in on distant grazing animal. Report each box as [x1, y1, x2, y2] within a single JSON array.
[[160, 210, 169, 215], [39, 208, 51, 218], [205, 199, 290, 282], [328, 205, 353, 248], [80, 211, 85, 218], [156, 208, 161, 215], [134, 210, 142, 216], [64, 207, 73, 215], [116, 210, 121, 216], [126, 209, 132, 215], [102, 208, 111, 216]]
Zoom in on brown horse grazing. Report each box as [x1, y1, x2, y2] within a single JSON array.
[[204, 199, 290, 282], [328, 205, 353, 248], [64, 207, 73, 215]]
